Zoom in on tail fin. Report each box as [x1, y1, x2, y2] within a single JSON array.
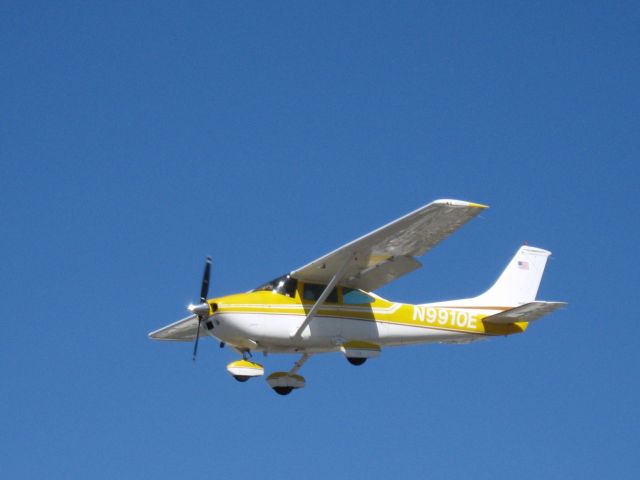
[[472, 246, 551, 306]]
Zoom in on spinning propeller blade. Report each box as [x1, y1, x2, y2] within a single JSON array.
[[200, 257, 211, 302], [192, 256, 212, 362], [192, 319, 201, 361]]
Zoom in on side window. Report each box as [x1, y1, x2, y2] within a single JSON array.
[[303, 283, 338, 303], [343, 288, 374, 305]]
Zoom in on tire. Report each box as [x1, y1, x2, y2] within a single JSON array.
[[273, 386, 294, 396], [347, 357, 367, 366]]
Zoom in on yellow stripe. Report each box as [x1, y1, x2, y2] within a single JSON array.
[[213, 291, 526, 336]]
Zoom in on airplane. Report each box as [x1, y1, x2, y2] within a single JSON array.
[[149, 199, 565, 395]]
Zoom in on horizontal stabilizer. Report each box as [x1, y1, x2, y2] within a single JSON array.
[[482, 301, 566, 325]]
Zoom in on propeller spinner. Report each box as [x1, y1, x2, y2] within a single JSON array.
[[188, 256, 212, 361]]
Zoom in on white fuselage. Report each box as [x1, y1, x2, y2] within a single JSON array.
[[209, 311, 482, 354]]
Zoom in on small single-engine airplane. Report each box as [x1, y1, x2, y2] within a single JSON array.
[[149, 199, 565, 395]]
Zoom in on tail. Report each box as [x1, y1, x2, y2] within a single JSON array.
[[431, 246, 552, 308], [473, 246, 551, 306]]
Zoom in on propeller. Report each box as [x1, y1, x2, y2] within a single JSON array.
[[189, 256, 212, 361]]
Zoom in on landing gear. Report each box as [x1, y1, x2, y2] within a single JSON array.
[[267, 372, 306, 395], [226, 360, 264, 381], [347, 357, 367, 366], [266, 353, 311, 396], [341, 341, 380, 366]]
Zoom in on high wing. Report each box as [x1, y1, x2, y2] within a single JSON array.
[[290, 199, 487, 291], [482, 301, 566, 325], [148, 314, 199, 341]]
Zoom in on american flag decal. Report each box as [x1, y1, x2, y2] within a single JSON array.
[[518, 261, 529, 270]]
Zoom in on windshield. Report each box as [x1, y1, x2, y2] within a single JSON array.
[[252, 274, 298, 298]]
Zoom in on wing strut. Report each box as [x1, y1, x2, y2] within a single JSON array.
[[290, 254, 353, 340], [289, 353, 311, 375]]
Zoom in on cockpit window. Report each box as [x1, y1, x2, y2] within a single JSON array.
[[303, 283, 339, 303], [343, 288, 374, 304], [252, 274, 298, 298]]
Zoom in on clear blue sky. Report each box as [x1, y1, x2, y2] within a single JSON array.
[[2, 1, 638, 478]]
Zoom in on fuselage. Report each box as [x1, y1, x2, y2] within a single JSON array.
[[205, 283, 527, 354]]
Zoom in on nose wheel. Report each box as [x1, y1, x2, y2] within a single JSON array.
[[226, 360, 264, 381]]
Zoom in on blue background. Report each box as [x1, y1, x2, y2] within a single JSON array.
[[2, 1, 638, 478]]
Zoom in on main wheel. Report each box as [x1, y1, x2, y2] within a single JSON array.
[[347, 357, 367, 366], [273, 386, 294, 396], [233, 375, 250, 382]]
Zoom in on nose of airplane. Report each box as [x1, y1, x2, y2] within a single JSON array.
[[188, 302, 211, 316]]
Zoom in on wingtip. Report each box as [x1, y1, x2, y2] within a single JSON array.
[[468, 202, 489, 209], [434, 199, 489, 209]]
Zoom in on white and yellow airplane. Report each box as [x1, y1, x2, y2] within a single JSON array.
[[149, 199, 565, 395]]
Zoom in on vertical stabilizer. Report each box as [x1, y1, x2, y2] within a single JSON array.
[[472, 246, 551, 306]]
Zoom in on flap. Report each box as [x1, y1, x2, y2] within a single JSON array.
[[342, 255, 422, 291]]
